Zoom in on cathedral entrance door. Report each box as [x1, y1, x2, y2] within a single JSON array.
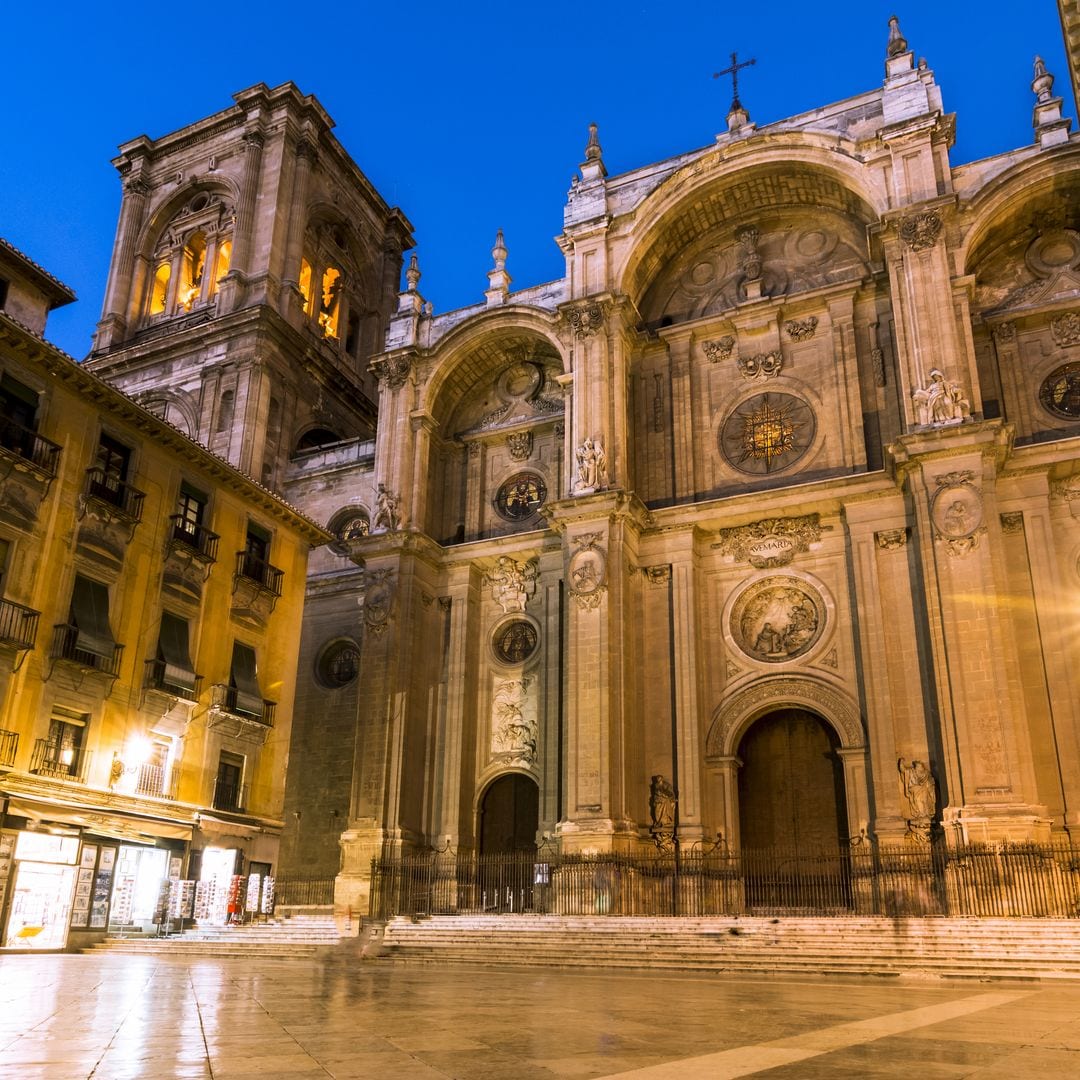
[[736, 708, 849, 911], [478, 774, 539, 913]]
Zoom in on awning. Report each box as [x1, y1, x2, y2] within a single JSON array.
[[3, 794, 193, 842], [230, 642, 263, 717], [70, 575, 116, 659], [158, 612, 197, 692]]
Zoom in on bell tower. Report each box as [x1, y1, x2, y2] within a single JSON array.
[[88, 82, 413, 487]]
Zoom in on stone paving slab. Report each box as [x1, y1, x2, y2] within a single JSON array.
[[0, 954, 1079, 1078]]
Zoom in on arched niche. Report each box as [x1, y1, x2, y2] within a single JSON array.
[[477, 772, 539, 854], [421, 320, 566, 545]]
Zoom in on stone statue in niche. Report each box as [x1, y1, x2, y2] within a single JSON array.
[[573, 438, 608, 494], [912, 369, 971, 426], [485, 555, 538, 614], [898, 758, 936, 841], [373, 483, 402, 531], [649, 774, 676, 851]]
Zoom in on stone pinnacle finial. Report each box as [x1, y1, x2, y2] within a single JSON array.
[[405, 253, 421, 292], [886, 15, 908, 58], [585, 123, 602, 161], [1032, 56, 1055, 102], [486, 229, 511, 306], [492, 229, 507, 271]]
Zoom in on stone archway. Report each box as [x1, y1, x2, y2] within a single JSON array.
[[479, 773, 539, 854], [736, 708, 848, 852]]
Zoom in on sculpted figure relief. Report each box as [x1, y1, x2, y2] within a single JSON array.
[[373, 483, 402, 531], [898, 758, 936, 840], [732, 578, 825, 663], [573, 437, 608, 494], [649, 774, 676, 851], [912, 369, 970, 426]]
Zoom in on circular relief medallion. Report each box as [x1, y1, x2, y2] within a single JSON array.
[[1039, 362, 1080, 420], [316, 640, 360, 688], [495, 472, 547, 521], [730, 576, 826, 663], [931, 484, 982, 540], [720, 392, 816, 476], [492, 619, 539, 665]]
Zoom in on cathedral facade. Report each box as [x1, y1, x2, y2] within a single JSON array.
[[87, 19, 1080, 914]]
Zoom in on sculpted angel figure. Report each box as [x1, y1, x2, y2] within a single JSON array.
[[898, 758, 936, 821], [373, 483, 401, 532], [574, 437, 608, 492]]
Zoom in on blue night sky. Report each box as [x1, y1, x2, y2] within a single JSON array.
[[3, 2, 1070, 359]]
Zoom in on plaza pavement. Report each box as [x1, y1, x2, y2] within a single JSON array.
[[0, 953, 1079, 1078]]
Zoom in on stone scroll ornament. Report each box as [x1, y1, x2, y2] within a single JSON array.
[[729, 576, 826, 663], [506, 431, 533, 461], [564, 300, 606, 338], [930, 470, 985, 557], [649, 774, 676, 852], [898, 757, 936, 843], [703, 336, 736, 363], [737, 351, 783, 380], [712, 514, 823, 569], [784, 316, 818, 342], [567, 532, 606, 610]]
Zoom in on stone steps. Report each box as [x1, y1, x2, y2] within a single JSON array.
[[84, 915, 345, 958], [374, 916, 1080, 980]]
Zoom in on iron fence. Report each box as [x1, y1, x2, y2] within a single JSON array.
[[369, 840, 1080, 920], [274, 875, 336, 906]]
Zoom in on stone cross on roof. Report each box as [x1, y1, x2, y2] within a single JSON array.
[[713, 51, 756, 113]]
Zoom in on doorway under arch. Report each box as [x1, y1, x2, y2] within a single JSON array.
[[737, 708, 848, 853], [479, 773, 539, 854]]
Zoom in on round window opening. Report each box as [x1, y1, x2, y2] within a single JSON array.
[[720, 392, 816, 476], [494, 472, 547, 521], [1039, 362, 1080, 420], [493, 620, 539, 665], [317, 641, 360, 688], [336, 514, 370, 541]]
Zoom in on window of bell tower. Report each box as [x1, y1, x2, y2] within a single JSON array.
[[149, 262, 171, 316], [179, 232, 207, 312], [319, 267, 342, 339]]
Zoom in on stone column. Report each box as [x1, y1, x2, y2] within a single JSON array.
[[218, 129, 265, 311], [668, 548, 704, 844], [713, 756, 742, 847], [667, 335, 696, 502], [463, 442, 484, 541], [281, 137, 317, 293], [97, 175, 151, 349]]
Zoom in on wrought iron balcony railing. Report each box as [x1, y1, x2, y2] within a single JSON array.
[[168, 515, 219, 562], [143, 658, 203, 703], [133, 762, 179, 800], [0, 728, 18, 767], [0, 597, 39, 650], [212, 777, 248, 813], [234, 551, 283, 596], [0, 416, 61, 476], [83, 467, 145, 521], [210, 683, 276, 727], [30, 737, 91, 782], [51, 623, 123, 677]]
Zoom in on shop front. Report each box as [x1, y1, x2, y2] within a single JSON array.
[[2, 831, 79, 949]]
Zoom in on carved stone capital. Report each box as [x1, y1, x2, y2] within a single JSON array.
[[991, 321, 1016, 345], [999, 511, 1024, 534], [242, 130, 266, 151], [373, 355, 411, 390], [643, 564, 671, 585], [1051, 311, 1080, 347], [874, 527, 909, 550], [563, 300, 607, 338], [899, 210, 943, 252]]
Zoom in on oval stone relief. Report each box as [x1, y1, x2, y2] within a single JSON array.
[[730, 576, 826, 663]]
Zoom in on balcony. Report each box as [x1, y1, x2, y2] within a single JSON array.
[[50, 623, 123, 681], [0, 415, 61, 477], [168, 516, 219, 562], [208, 683, 276, 743], [162, 517, 220, 606], [230, 552, 283, 629], [143, 658, 203, 704], [30, 737, 91, 782], [0, 418, 60, 529], [75, 469, 146, 570], [133, 762, 179, 800], [0, 598, 39, 652], [0, 729, 17, 767], [212, 777, 248, 813]]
